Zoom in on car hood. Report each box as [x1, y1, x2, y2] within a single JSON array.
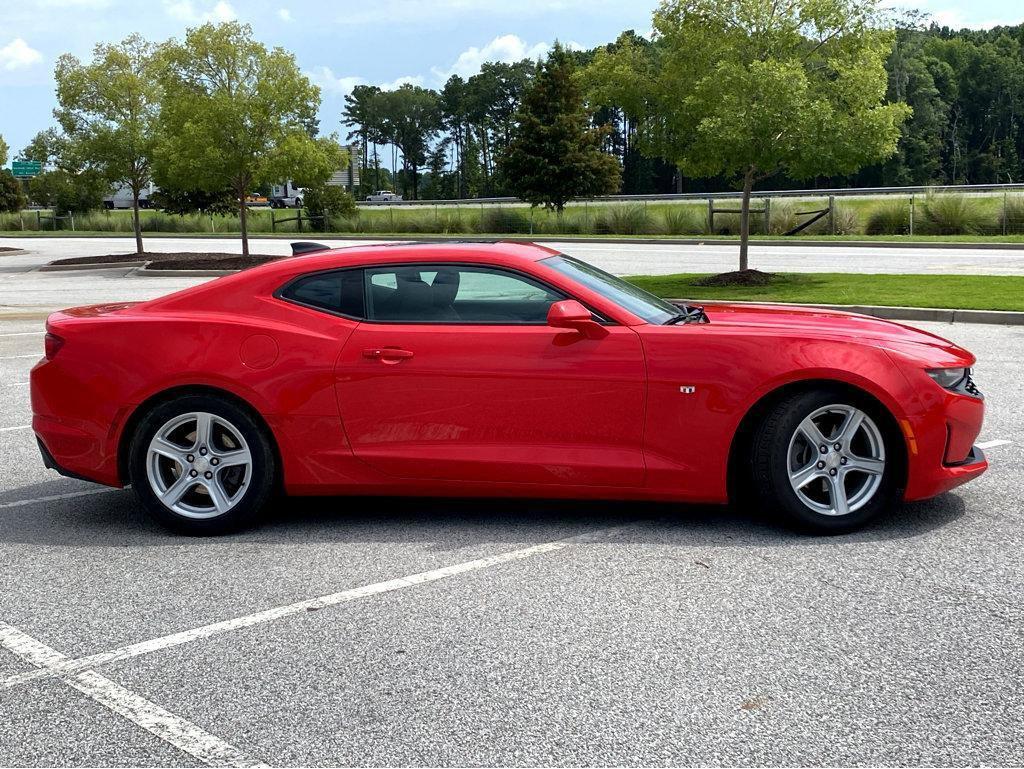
[[699, 302, 975, 366]]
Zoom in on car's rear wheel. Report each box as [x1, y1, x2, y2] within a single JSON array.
[[128, 395, 275, 534], [751, 388, 901, 533]]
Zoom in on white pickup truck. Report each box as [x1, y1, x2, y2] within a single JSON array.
[[365, 190, 403, 202]]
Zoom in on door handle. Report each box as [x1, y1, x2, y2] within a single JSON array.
[[363, 347, 414, 363]]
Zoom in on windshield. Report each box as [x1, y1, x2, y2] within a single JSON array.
[[541, 255, 684, 325]]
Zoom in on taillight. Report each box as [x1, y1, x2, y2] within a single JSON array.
[[44, 333, 64, 359]]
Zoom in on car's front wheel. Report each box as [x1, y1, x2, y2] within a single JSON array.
[[751, 388, 901, 533], [128, 395, 276, 534]]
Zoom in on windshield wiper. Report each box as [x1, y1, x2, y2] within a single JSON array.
[[664, 305, 709, 325]]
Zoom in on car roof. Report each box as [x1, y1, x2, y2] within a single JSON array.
[[301, 241, 561, 268], [259, 240, 564, 278]]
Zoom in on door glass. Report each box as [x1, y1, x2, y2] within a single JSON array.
[[365, 265, 563, 323]]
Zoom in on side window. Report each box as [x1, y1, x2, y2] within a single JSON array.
[[365, 265, 564, 323], [280, 269, 365, 318]]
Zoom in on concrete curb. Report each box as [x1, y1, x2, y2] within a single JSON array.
[[671, 298, 1024, 326], [9, 234, 1024, 249], [38, 260, 146, 272], [130, 265, 237, 278]]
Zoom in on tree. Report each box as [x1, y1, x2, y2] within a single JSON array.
[[151, 185, 238, 216], [54, 34, 161, 254], [0, 171, 25, 213], [377, 85, 442, 199], [587, 0, 910, 271], [342, 85, 383, 196], [19, 128, 73, 169], [302, 183, 356, 229], [500, 44, 621, 212], [155, 22, 334, 256], [0, 135, 8, 167], [28, 169, 106, 215]]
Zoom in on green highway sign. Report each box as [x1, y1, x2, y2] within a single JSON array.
[[11, 161, 41, 178]]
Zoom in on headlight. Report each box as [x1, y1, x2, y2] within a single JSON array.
[[926, 367, 980, 398], [926, 367, 968, 390]]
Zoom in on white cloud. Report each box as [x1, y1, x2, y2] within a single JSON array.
[[433, 34, 550, 81], [305, 65, 363, 95], [378, 74, 425, 90], [277, 8, 292, 22], [305, 67, 426, 97], [930, 8, 967, 27], [164, 0, 237, 23], [0, 38, 43, 71]]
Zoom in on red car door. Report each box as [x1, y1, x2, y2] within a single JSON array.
[[334, 264, 646, 487]]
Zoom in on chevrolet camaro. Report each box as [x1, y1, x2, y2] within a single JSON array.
[[30, 242, 987, 534]]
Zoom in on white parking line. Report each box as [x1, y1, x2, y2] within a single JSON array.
[[0, 487, 116, 510], [977, 439, 1012, 450], [0, 354, 38, 360], [0, 332, 44, 337], [0, 424, 30, 433], [0, 525, 632, 689], [0, 624, 266, 768]]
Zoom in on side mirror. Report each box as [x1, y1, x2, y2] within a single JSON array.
[[547, 299, 602, 336]]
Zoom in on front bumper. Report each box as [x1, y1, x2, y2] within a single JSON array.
[[905, 443, 988, 501], [903, 387, 987, 501]]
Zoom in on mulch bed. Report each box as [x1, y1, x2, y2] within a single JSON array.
[[0, 247, 21, 253], [51, 252, 284, 271], [693, 269, 776, 287]]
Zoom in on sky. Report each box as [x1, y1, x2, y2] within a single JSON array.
[[1, 0, 1023, 162]]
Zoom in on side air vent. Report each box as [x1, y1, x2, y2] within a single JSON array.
[[291, 242, 331, 256]]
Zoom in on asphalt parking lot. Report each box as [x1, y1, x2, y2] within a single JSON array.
[[1, 261, 1023, 765]]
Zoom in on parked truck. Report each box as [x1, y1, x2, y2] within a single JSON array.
[[269, 181, 306, 208], [103, 182, 157, 210]]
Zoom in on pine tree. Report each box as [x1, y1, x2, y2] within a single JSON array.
[[501, 44, 620, 211]]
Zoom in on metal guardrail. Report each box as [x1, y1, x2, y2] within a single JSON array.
[[358, 182, 1024, 206]]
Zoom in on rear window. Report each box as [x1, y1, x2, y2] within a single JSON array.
[[280, 269, 364, 318]]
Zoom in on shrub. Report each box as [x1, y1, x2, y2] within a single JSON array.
[[476, 206, 531, 234], [660, 205, 706, 235], [919, 194, 989, 235], [767, 200, 798, 235], [865, 199, 910, 235], [593, 204, 656, 235], [1001, 195, 1024, 235]]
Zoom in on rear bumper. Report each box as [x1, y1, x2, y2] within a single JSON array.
[[32, 414, 122, 488], [36, 435, 98, 483]]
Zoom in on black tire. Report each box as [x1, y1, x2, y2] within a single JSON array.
[[128, 394, 276, 535], [750, 387, 902, 534]]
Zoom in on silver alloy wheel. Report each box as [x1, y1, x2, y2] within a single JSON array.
[[787, 404, 886, 516], [145, 411, 253, 519]]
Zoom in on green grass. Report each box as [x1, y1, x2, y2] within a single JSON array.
[[626, 272, 1024, 311]]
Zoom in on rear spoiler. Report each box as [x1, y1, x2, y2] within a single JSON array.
[[291, 241, 331, 256]]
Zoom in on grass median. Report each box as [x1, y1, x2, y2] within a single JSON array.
[[627, 272, 1024, 312]]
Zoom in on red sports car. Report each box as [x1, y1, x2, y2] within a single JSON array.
[[30, 242, 986, 534]]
